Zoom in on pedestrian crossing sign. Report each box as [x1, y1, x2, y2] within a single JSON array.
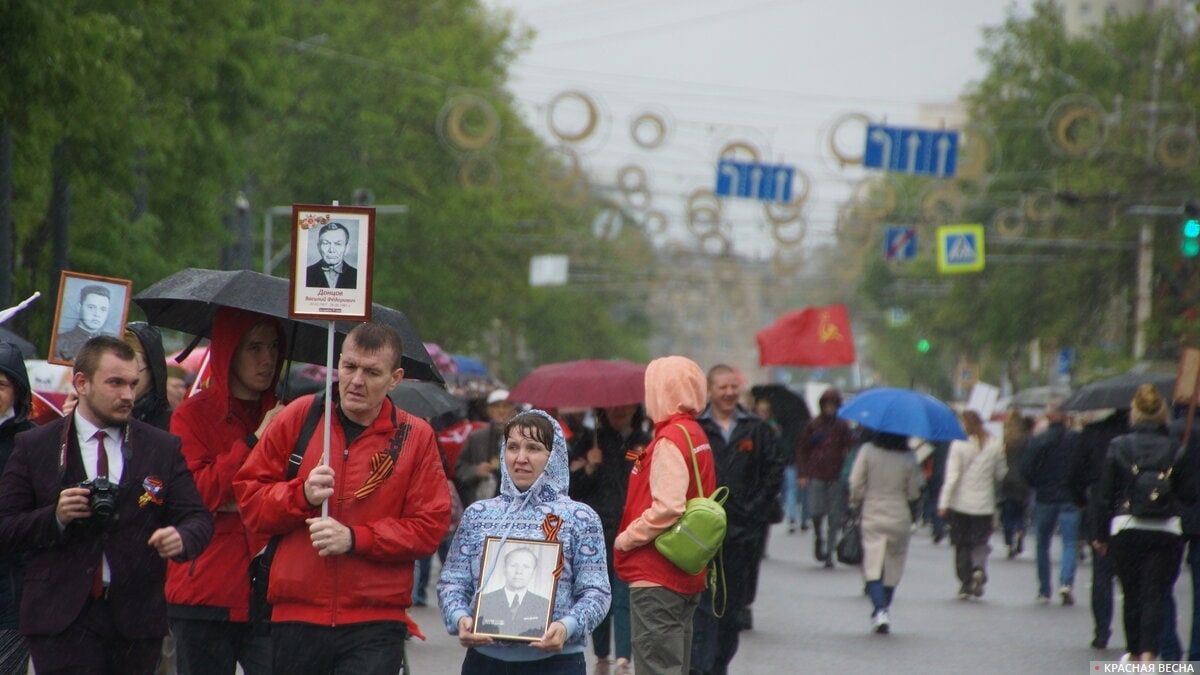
[[936, 224, 985, 274]]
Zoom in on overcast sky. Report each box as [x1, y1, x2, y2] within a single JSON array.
[[482, 0, 1034, 258]]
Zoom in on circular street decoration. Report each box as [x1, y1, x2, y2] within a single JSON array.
[[955, 123, 997, 181], [439, 95, 500, 152], [771, 217, 806, 247], [850, 177, 897, 221], [687, 204, 722, 236], [991, 207, 1025, 238], [686, 188, 722, 214], [717, 140, 761, 163], [631, 112, 669, 149], [642, 210, 668, 234], [763, 169, 810, 225], [699, 230, 731, 257], [548, 90, 599, 143], [1023, 189, 1055, 223], [828, 112, 872, 166], [1044, 95, 1107, 157], [554, 174, 590, 208], [1154, 125, 1199, 171], [539, 145, 583, 190], [458, 154, 501, 189], [920, 184, 964, 224], [617, 165, 652, 211]]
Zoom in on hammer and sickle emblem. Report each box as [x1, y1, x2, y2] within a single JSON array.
[[818, 311, 843, 343]]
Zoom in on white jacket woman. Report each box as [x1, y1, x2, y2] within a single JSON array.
[[937, 410, 1007, 598]]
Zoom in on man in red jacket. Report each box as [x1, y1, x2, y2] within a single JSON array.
[[165, 308, 286, 675], [234, 322, 450, 675]]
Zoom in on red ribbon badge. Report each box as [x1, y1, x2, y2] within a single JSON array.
[[139, 476, 164, 508]]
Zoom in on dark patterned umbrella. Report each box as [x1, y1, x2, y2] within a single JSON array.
[[133, 268, 442, 382], [1062, 372, 1175, 412]]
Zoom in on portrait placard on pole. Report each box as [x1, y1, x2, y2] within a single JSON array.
[[288, 204, 375, 321], [48, 271, 133, 367]]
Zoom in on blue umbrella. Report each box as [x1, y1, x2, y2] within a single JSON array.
[[837, 387, 966, 441]]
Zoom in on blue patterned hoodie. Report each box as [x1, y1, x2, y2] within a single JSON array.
[[437, 409, 610, 662]]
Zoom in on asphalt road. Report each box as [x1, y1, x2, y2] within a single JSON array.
[[404, 521, 1151, 674]]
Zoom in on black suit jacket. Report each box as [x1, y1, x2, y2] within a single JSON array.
[[475, 588, 551, 638], [305, 261, 358, 289], [0, 417, 212, 639]]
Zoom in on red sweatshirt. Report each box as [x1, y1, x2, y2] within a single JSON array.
[[165, 308, 284, 621]]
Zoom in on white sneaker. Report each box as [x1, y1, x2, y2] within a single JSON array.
[[872, 609, 890, 634]]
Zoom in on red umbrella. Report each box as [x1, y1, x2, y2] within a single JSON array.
[[509, 359, 646, 409]]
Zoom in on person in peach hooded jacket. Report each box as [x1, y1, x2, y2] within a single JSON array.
[[614, 356, 714, 675]]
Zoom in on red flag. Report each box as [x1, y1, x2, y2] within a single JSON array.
[[30, 391, 65, 425], [757, 304, 856, 367]]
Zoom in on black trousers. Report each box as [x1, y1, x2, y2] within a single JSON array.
[[26, 597, 161, 675], [170, 616, 271, 675], [271, 621, 406, 675], [946, 511, 993, 585], [1110, 529, 1184, 656], [1091, 548, 1116, 645], [690, 535, 759, 675]]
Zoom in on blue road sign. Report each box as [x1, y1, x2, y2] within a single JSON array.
[[864, 124, 959, 177], [714, 159, 795, 202], [1056, 348, 1075, 376], [884, 226, 917, 261], [936, 224, 985, 274]]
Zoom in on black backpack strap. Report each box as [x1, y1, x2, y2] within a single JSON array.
[[251, 391, 326, 635], [288, 391, 326, 480]]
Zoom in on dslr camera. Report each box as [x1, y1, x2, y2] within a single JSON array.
[[79, 477, 119, 524]]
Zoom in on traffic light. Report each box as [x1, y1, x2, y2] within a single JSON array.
[[1183, 217, 1200, 258], [916, 339, 931, 353]]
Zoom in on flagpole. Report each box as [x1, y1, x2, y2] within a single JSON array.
[[321, 320, 333, 519]]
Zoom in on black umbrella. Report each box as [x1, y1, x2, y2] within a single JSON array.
[[0, 328, 38, 359], [750, 383, 811, 451], [1062, 372, 1176, 412], [133, 268, 442, 383], [388, 380, 467, 424]]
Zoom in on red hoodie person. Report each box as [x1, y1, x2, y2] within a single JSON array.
[[165, 308, 285, 630]]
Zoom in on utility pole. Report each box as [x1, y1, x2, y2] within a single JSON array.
[[1134, 18, 1170, 360]]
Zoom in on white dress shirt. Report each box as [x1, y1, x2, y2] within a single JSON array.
[[73, 412, 125, 586]]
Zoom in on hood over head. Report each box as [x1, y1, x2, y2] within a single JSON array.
[[124, 322, 171, 423], [498, 408, 569, 504], [207, 307, 286, 415], [818, 387, 843, 415], [643, 356, 706, 423], [0, 341, 31, 423]]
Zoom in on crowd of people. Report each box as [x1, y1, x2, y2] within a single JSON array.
[[1, 312, 1199, 673]]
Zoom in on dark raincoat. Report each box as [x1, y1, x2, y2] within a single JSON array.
[[0, 342, 36, 630]]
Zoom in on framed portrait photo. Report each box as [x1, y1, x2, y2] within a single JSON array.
[[289, 204, 375, 321], [472, 537, 562, 642], [48, 271, 133, 367]]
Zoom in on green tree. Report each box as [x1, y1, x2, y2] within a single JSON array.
[[852, 1, 1200, 392]]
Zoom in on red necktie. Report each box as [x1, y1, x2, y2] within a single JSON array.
[[90, 430, 108, 598], [94, 430, 109, 479]]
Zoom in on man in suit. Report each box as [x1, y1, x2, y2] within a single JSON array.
[[0, 336, 213, 674], [55, 284, 114, 361], [305, 221, 358, 289], [476, 546, 552, 638]]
